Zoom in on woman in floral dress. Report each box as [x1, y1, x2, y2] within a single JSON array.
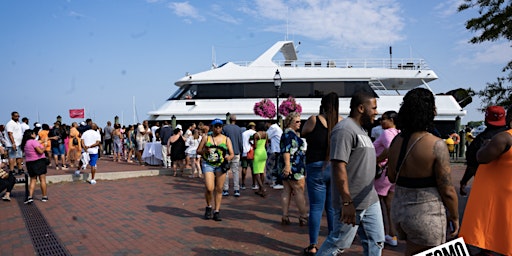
[[279, 112, 308, 226]]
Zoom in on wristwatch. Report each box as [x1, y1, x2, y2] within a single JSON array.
[[343, 200, 353, 206]]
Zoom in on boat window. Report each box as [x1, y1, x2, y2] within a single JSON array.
[[168, 84, 198, 100], [167, 87, 186, 100], [172, 81, 376, 99]]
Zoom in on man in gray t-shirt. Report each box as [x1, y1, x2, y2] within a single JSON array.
[[222, 115, 243, 197], [103, 121, 114, 155], [317, 91, 384, 256], [330, 118, 378, 210]]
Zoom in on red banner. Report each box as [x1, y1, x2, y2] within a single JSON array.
[[69, 109, 85, 119]]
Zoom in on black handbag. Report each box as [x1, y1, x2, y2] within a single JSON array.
[[375, 164, 384, 179], [72, 137, 79, 146], [220, 159, 230, 173]]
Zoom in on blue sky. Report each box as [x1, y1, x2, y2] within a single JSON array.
[[1, 0, 511, 127]]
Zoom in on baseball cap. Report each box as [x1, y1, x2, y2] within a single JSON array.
[[247, 122, 256, 128], [485, 106, 506, 126], [211, 118, 223, 126], [175, 124, 182, 130]]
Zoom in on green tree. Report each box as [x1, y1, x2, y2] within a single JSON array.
[[458, 0, 512, 108], [476, 77, 512, 109]]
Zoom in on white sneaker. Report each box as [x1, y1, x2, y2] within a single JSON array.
[[251, 185, 259, 190], [90, 179, 96, 185], [273, 184, 284, 190], [385, 235, 398, 247], [74, 170, 81, 176]]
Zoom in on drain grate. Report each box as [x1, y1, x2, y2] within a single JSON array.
[[15, 192, 71, 256]]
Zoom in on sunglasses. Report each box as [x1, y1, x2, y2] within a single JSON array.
[[295, 120, 301, 124]]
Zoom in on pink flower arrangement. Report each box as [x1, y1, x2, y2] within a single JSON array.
[[254, 99, 276, 119], [279, 96, 302, 117]]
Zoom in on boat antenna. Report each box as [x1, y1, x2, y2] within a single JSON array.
[[285, 7, 289, 40], [133, 96, 139, 123], [389, 46, 392, 68], [211, 45, 217, 69]]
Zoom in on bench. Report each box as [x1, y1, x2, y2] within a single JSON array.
[[14, 172, 29, 200]]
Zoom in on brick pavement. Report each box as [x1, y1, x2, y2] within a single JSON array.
[[0, 158, 469, 255]]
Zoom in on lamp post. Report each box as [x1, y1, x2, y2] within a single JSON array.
[[273, 69, 282, 122]]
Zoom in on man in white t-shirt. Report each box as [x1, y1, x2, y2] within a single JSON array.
[[241, 122, 256, 190], [5, 112, 23, 173], [150, 121, 160, 142], [81, 123, 102, 185], [265, 121, 283, 189], [21, 117, 30, 133]]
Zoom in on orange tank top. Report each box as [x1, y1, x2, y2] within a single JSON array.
[[459, 129, 512, 255]]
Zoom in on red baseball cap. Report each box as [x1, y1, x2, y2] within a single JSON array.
[[485, 106, 506, 126]]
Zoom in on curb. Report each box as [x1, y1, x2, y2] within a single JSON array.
[[14, 169, 173, 186], [47, 169, 173, 183]]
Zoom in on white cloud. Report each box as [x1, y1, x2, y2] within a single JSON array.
[[434, 0, 464, 18], [210, 4, 240, 24], [168, 1, 205, 22], [454, 41, 512, 66], [473, 42, 512, 64], [247, 0, 405, 50], [66, 10, 96, 21], [68, 10, 87, 19]]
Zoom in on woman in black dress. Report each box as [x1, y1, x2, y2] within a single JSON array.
[[167, 126, 186, 176]]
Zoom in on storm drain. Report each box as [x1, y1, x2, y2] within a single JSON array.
[[16, 192, 71, 256]]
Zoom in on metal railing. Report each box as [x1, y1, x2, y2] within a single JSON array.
[[231, 58, 430, 70]]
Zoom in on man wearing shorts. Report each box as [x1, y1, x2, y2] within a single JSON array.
[[50, 121, 68, 170], [241, 122, 256, 190], [5, 112, 24, 174], [81, 123, 101, 185]]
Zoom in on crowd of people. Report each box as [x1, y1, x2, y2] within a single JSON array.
[[1, 89, 511, 256]]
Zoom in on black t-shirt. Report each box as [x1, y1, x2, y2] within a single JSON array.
[[466, 126, 508, 167], [50, 127, 66, 148]]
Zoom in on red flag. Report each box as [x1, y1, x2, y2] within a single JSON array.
[[69, 109, 85, 118]]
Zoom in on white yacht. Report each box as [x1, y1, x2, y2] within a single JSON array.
[[148, 41, 465, 132]]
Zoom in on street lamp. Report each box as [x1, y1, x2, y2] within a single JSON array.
[[273, 69, 282, 122]]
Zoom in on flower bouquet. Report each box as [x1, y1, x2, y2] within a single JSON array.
[[254, 99, 276, 119], [279, 96, 302, 117]]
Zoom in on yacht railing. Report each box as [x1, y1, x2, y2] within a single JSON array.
[[232, 58, 430, 70]]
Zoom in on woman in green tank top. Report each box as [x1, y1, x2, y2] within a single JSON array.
[[197, 118, 234, 222]]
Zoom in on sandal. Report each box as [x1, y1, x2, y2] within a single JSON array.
[[303, 244, 317, 255], [299, 216, 308, 226], [281, 216, 291, 225], [255, 191, 266, 197]]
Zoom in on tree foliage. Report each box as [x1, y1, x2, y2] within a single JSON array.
[[476, 77, 512, 110], [459, 0, 512, 110]]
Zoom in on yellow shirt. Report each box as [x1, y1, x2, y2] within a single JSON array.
[[465, 131, 474, 144], [445, 137, 455, 153]]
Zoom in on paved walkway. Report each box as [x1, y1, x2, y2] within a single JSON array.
[[0, 158, 469, 255]]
